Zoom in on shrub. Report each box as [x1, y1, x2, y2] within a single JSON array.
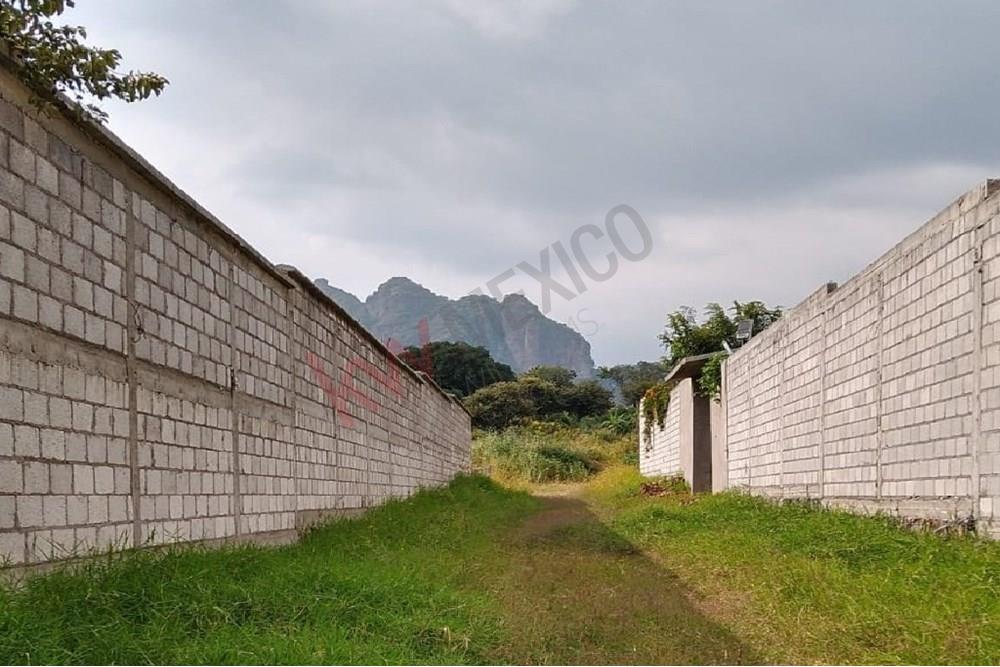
[[600, 407, 637, 436], [465, 373, 614, 430], [399, 341, 515, 397], [472, 423, 635, 484], [463, 381, 535, 430]]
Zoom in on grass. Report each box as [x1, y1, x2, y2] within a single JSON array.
[[587, 465, 1000, 665], [4, 428, 1000, 664], [0, 475, 539, 665], [472, 422, 633, 485]]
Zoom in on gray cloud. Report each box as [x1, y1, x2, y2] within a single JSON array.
[[72, 0, 1000, 365]]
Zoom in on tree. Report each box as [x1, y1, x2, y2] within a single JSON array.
[[733, 300, 782, 336], [564, 380, 613, 418], [659, 303, 733, 366], [654, 300, 782, 402], [0, 0, 168, 122], [398, 341, 514, 398], [463, 369, 613, 430], [597, 360, 669, 406], [463, 381, 535, 431], [516, 375, 566, 416], [523, 365, 576, 388], [658, 300, 782, 368]]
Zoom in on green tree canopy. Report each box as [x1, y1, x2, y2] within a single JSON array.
[[0, 0, 168, 121], [564, 380, 614, 418], [658, 300, 782, 368], [398, 341, 514, 398], [649, 300, 782, 404], [523, 365, 577, 388], [462, 381, 535, 431], [597, 360, 669, 406], [464, 370, 613, 430]]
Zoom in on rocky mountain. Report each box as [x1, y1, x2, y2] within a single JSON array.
[[315, 277, 595, 378]]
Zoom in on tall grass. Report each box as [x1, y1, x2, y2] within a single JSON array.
[[472, 422, 634, 484]]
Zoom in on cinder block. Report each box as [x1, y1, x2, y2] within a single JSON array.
[[0, 460, 22, 493], [12, 285, 38, 321], [71, 214, 93, 248], [72, 402, 94, 431], [93, 226, 113, 259], [48, 397, 72, 429], [73, 277, 94, 311], [103, 262, 122, 293], [9, 140, 34, 181], [88, 495, 108, 523], [0, 385, 24, 421], [16, 495, 42, 527], [73, 465, 94, 495], [84, 313, 105, 346], [94, 466, 114, 494], [0, 171, 24, 210], [11, 213, 36, 251], [43, 495, 66, 527], [0, 241, 24, 281], [38, 295, 61, 330], [62, 368, 86, 400], [13, 424, 39, 457], [59, 171, 82, 208], [114, 466, 129, 494], [36, 157, 58, 194], [0, 531, 25, 564], [24, 255, 49, 292], [23, 461, 49, 493], [63, 305, 85, 339], [86, 435, 106, 463], [0, 423, 11, 456], [50, 463, 72, 494], [66, 495, 88, 524], [0, 496, 14, 528]]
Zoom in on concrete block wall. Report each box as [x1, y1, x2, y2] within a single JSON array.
[[639, 378, 713, 492], [0, 63, 470, 566], [639, 380, 682, 477], [639, 378, 686, 479], [722, 180, 1000, 535]]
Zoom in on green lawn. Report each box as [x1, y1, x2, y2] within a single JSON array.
[[2, 462, 999, 664]]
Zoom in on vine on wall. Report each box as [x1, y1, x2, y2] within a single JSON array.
[[641, 381, 672, 446], [696, 352, 727, 400]]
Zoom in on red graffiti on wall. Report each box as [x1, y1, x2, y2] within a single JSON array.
[[385, 317, 433, 375], [306, 352, 404, 429], [305, 317, 432, 429]]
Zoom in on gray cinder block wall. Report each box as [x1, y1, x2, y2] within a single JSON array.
[[722, 180, 1000, 536], [0, 62, 471, 566], [639, 380, 683, 478], [640, 377, 712, 491]]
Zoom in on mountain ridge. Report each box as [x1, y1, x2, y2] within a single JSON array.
[[315, 276, 596, 378]]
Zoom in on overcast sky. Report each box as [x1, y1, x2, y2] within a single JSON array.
[[72, 0, 1000, 366]]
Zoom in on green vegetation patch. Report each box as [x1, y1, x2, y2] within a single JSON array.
[[472, 422, 633, 484], [588, 466, 1000, 665], [0, 476, 537, 665]]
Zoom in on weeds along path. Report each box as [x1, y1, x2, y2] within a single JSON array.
[[480, 484, 756, 665]]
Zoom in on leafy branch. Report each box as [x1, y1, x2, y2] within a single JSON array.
[[0, 0, 167, 122]]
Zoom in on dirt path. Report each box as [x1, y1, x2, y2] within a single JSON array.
[[482, 487, 756, 665]]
